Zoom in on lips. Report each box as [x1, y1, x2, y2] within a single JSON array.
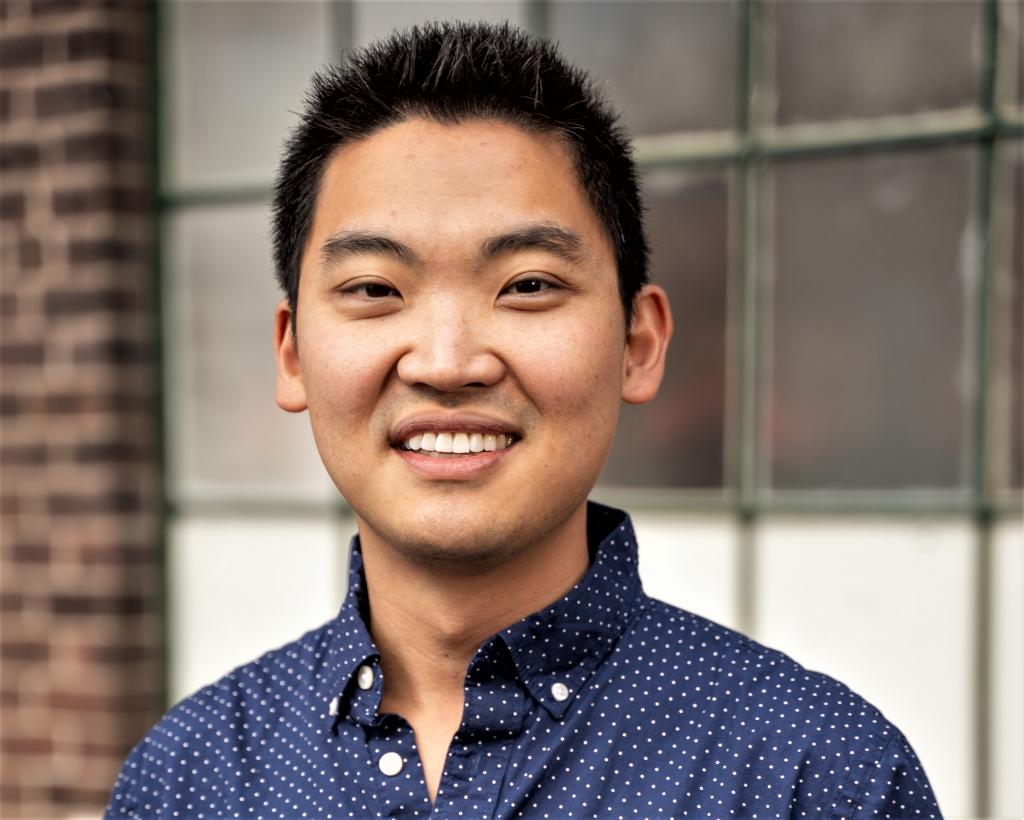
[[388, 412, 522, 478]]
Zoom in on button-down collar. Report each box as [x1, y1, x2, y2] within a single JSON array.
[[322, 501, 643, 725]]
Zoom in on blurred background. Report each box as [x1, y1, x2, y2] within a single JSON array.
[[1, 0, 1022, 817]]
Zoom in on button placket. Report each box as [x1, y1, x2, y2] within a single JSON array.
[[364, 720, 432, 818], [378, 750, 404, 776]]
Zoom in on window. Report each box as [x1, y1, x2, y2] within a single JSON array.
[[158, 3, 1023, 816]]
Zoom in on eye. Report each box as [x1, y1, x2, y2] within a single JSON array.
[[504, 277, 559, 296], [340, 281, 400, 299]]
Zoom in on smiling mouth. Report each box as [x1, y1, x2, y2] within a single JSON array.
[[396, 431, 518, 456]]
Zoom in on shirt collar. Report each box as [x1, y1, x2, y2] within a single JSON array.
[[499, 502, 643, 718], [323, 501, 643, 723]]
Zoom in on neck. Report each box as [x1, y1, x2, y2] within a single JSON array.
[[357, 503, 590, 716]]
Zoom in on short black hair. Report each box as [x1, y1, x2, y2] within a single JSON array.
[[272, 20, 648, 331]]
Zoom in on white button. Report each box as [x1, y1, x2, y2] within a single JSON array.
[[357, 665, 374, 690], [328, 697, 339, 717], [550, 681, 570, 702], [378, 751, 404, 776]]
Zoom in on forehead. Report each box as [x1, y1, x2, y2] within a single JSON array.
[[303, 117, 613, 266]]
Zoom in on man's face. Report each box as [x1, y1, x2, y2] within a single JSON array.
[[275, 117, 664, 565]]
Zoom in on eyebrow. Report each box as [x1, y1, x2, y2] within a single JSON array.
[[318, 222, 586, 271]]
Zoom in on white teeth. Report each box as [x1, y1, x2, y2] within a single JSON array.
[[401, 431, 516, 453]]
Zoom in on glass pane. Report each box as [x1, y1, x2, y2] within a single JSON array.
[[764, 0, 982, 125], [166, 204, 335, 502], [755, 519, 974, 816], [761, 146, 975, 491], [549, 0, 739, 135], [168, 516, 346, 702], [1012, 142, 1023, 488], [164, 0, 332, 190], [990, 520, 1024, 819], [998, 0, 1024, 112], [601, 169, 730, 488], [996, 139, 1023, 491], [633, 513, 739, 630], [354, 1, 527, 46]]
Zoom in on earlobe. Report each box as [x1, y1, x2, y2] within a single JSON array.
[[273, 299, 308, 413], [621, 284, 673, 405]]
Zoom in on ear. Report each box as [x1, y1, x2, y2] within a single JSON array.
[[621, 284, 673, 405], [273, 298, 308, 413]]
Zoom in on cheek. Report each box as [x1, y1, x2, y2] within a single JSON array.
[[507, 311, 624, 432], [300, 324, 393, 434]]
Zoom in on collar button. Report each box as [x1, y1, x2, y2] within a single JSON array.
[[550, 681, 570, 702], [357, 664, 375, 690]]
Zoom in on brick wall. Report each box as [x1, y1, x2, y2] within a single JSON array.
[[0, 1, 162, 817]]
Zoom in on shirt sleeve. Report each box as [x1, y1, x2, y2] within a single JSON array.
[[104, 734, 177, 819], [854, 732, 943, 819], [104, 743, 143, 818]]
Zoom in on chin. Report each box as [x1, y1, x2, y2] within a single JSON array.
[[354, 491, 583, 571], [390, 504, 519, 561]]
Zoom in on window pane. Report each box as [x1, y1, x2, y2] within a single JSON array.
[[163, 0, 332, 190], [166, 204, 335, 502], [998, 0, 1024, 112], [991, 520, 1024, 819], [633, 513, 739, 630], [760, 146, 975, 491], [996, 139, 1023, 491], [1012, 142, 1023, 488], [168, 516, 346, 702], [763, 0, 982, 125], [601, 169, 730, 488], [755, 519, 974, 817], [549, 0, 739, 135], [353, 1, 527, 46]]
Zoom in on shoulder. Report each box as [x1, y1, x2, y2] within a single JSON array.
[[621, 597, 939, 816], [104, 618, 339, 818], [633, 595, 886, 724]]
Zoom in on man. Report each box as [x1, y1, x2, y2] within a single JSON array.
[[107, 22, 940, 818]]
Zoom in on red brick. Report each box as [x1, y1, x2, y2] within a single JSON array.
[[43, 286, 141, 315], [67, 27, 139, 63], [10, 543, 49, 563], [18, 238, 41, 268], [53, 185, 147, 216], [64, 131, 140, 163], [50, 593, 148, 615], [36, 80, 141, 117], [67, 236, 142, 263], [1, 736, 52, 755], [0, 34, 45, 69], [0, 343, 44, 365], [0, 191, 25, 220], [0, 141, 40, 170], [0, 643, 49, 661], [0, 444, 48, 464]]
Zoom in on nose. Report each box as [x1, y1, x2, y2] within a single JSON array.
[[395, 303, 506, 392]]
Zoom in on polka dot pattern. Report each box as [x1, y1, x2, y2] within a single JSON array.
[[106, 502, 941, 818]]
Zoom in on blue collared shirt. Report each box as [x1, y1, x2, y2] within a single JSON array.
[[106, 502, 941, 818]]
